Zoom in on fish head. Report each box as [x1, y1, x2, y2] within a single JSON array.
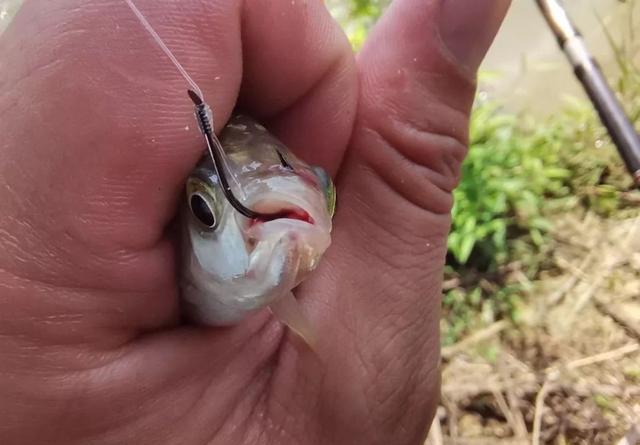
[[180, 114, 334, 325]]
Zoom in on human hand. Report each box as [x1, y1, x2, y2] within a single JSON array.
[[0, 1, 509, 443]]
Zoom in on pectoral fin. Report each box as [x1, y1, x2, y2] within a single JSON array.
[[269, 291, 317, 349]]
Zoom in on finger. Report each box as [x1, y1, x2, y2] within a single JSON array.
[[238, 0, 358, 173], [0, 0, 355, 337], [0, 0, 243, 295], [0, 1, 357, 440], [281, 0, 510, 442]]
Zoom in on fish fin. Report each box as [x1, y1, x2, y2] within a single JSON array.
[[269, 291, 317, 350]]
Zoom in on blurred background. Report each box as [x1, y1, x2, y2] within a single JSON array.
[[2, 1, 640, 443]]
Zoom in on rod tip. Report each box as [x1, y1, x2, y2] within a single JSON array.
[[188, 89, 203, 106]]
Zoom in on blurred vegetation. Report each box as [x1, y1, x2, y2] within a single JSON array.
[[444, 94, 638, 343], [326, 0, 390, 50], [443, 2, 640, 343], [329, 0, 640, 344]]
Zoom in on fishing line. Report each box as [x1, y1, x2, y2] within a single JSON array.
[[124, 0, 286, 219], [123, 0, 239, 194], [124, 0, 203, 99]]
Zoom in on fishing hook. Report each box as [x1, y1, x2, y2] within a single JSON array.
[[188, 90, 289, 221], [123, 0, 289, 220]]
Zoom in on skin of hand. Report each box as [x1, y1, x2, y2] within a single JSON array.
[[0, 0, 510, 444]]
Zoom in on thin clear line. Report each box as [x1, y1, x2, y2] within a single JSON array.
[[124, 0, 203, 99]]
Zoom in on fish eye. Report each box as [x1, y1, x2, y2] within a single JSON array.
[[189, 193, 217, 228]]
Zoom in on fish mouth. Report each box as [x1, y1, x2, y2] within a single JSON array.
[[247, 199, 316, 227], [242, 195, 331, 273]]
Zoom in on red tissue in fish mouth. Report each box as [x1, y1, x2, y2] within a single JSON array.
[[250, 208, 314, 227]]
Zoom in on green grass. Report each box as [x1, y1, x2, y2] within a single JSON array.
[[442, 66, 639, 344], [443, 75, 640, 340]]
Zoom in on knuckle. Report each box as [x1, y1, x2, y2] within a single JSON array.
[[367, 124, 464, 213], [354, 47, 476, 217], [353, 95, 470, 217]]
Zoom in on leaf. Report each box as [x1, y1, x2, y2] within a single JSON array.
[[456, 235, 476, 264]]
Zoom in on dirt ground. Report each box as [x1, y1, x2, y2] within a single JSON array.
[[427, 210, 640, 445]]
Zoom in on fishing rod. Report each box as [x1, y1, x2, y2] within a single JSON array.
[[536, 0, 640, 187]]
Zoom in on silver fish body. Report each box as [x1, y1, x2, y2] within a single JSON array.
[[179, 114, 334, 327]]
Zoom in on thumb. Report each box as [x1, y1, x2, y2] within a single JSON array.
[[350, 0, 512, 214], [333, 0, 512, 318], [294, 1, 510, 443]]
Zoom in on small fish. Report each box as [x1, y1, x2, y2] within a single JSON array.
[[121, 0, 335, 343], [179, 114, 335, 344]]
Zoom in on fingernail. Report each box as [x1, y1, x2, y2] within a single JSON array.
[[439, 0, 511, 71]]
